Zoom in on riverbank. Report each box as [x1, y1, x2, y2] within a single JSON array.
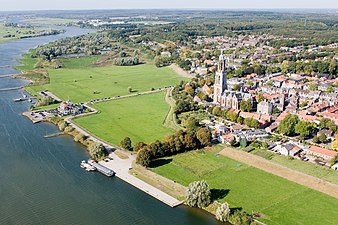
[[21, 89, 184, 208]]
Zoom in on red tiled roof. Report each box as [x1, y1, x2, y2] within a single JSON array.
[[309, 146, 338, 158]]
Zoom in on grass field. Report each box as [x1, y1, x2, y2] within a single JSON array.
[[74, 92, 174, 145], [20, 56, 185, 103], [150, 149, 338, 225]]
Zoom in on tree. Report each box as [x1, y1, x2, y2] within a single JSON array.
[[329, 58, 337, 75], [240, 99, 253, 112], [295, 121, 314, 138], [185, 180, 211, 208], [331, 135, 338, 151], [313, 135, 320, 144], [277, 114, 300, 136], [257, 93, 264, 103], [308, 83, 318, 91], [89, 143, 108, 160], [266, 81, 273, 86], [196, 128, 211, 147], [120, 137, 132, 151], [318, 133, 327, 143], [232, 84, 241, 91], [237, 116, 244, 124], [319, 118, 337, 134], [212, 106, 222, 116], [240, 136, 248, 148], [226, 111, 238, 122], [134, 142, 147, 152], [216, 202, 230, 222], [281, 60, 288, 74], [136, 148, 151, 167], [58, 121, 68, 131], [228, 210, 253, 225]]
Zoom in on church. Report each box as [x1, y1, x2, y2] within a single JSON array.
[[213, 51, 252, 110]]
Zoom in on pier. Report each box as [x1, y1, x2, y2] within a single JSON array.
[[0, 86, 25, 91]]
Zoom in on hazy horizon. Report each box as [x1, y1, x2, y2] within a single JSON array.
[[0, 0, 337, 11]]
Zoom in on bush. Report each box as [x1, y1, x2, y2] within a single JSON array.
[[58, 121, 68, 131], [64, 126, 75, 133], [228, 210, 253, 225], [74, 133, 86, 142]]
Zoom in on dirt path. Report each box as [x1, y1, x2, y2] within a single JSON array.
[[169, 64, 194, 79], [219, 147, 338, 199]]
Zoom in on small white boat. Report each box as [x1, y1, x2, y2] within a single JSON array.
[[80, 160, 96, 171]]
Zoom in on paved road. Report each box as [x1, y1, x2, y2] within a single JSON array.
[[220, 147, 338, 199]]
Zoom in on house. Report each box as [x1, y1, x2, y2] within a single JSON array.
[[219, 134, 235, 144], [232, 129, 270, 141], [273, 143, 302, 156], [307, 146, 338, 161]]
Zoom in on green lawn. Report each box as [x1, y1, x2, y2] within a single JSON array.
[[74, 92, 174, 145], [151, 150, 338, 225], [22, 57, 184, 103]]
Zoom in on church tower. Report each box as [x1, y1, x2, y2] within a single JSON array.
[[213, 50, 228, 103]]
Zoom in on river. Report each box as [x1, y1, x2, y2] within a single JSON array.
[[0, 24, 220, 224]]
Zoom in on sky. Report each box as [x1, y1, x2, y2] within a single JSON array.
[[0, 0, 337, 11]]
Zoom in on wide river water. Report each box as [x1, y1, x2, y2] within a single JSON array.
[[0, 25, 221, 224]]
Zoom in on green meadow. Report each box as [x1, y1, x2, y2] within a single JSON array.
[[151, 150, 338, 225], [21, 56, 184, 103], [74, 91, 174, 145]]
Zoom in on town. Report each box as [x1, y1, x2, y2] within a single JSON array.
[[4, 7, 338, 225]]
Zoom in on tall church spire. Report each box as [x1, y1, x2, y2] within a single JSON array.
[[218, 49, 227, 73], [213, 50, 228, 103]]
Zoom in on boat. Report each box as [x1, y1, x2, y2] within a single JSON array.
[[88, 159, 115, 177], [80, 160, 96, 171], [13, 98, 24, 102]]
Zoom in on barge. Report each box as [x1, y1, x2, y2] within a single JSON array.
[[88, 160, 115, 177]]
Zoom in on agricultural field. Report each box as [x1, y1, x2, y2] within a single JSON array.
[[150, 150, 338, 225], [74, 91, 174, 145], [20, 56, 185, 103]]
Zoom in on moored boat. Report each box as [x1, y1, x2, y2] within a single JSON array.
[[80, 160, 96, 171]]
